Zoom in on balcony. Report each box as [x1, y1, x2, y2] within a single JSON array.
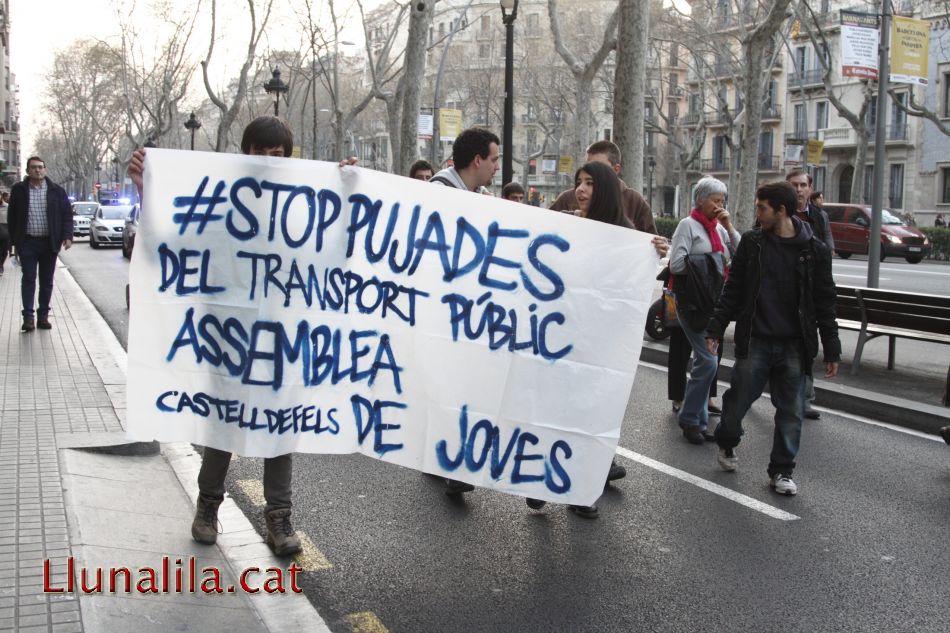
[[787, 68, 824, 88], [701, 158, 730, 173], [669, 86, 684, 99], [680, 112, 701, 126], [758, 154, 781, 171], [817, 125, 911, 147], [761, 104, 782, 121]]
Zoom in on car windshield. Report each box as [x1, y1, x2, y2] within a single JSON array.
[[101, 206, 132, 220], [73, 203, 98, 217], [881, 209, 903, 225]]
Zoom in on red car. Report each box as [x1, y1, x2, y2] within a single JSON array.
[[822, 203, 931, 264]]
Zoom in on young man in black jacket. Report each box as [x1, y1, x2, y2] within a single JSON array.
[[705, 181, 840, 496]]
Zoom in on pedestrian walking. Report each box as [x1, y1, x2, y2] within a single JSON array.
[[669, 177, 739, 444], [935, 213, 946, 228], [7, 157, 73, 330], [706, 181, 840, 496], [0, 191, 10, 275], [127, 116, 303, 556]]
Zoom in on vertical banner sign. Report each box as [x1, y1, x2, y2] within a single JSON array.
[[127, 150, 658, 506], [417, 113, 434, 140], [890, 16, 929, 85], [806, 139, 825, 165], [439, 109, 463, 142], [840, 10, 880, 79], [783, 144, 803, 166], [558, 155, 573, 175]]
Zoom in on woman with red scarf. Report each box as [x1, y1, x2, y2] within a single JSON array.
[[669, 177, 740, 444]]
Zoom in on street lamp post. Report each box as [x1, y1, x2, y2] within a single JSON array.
[[647, 155, 656, 214], [500, 0, 519, 186], [112, 157, 119, 196], [184, 112, 202, 151], [263, 67, 289, 117]]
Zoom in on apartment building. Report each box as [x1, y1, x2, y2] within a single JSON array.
[[0, 0, 20, 187]]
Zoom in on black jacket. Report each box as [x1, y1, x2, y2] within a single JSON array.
[[9, 177, 73, 253], [802, 202, 834, 253], [705, 226, 841, 373]]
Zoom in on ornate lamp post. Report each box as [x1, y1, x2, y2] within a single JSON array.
[[263, 67, 289, 117], [184, 112, 202, 150], [500, 0, 519, 186]]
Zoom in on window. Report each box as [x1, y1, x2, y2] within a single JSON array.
[[765, 81, 776, 109], [439, 22, 445, 38], [759, 131, 774, 166], [646, 131, 655, 149], [863, 165, 874, 202], [668, 101, 679, 123], [479, 43, 491, 59], [891, 92, 907, 137], [669, 72, 678, 93], [794, 104, 806, 137], [605, 128, 613, 142], [526, 127, 538, 153], [817, 44, 830, 70], [942, 167, 950, 203], [943, 72, 950, 118], [811, 166, 826, 194], [889, 163, 904, 209], [795, 47, 807, 74], [526, 13, 539, 35], [480, 15, 490, 32], [866, 98, 877, 128], [713, 135, 728, 169], [816, 101, 829, 130], [670, 42, 679, 67]]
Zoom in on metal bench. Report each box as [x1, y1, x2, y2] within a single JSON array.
[[835, 285, 950, 405]]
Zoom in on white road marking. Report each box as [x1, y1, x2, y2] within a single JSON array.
[[834, 263, 950, 277], [614, 447, 800, 521], [833, 273, 890, 280]]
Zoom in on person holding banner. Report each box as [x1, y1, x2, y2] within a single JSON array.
[[128, 116, 304, 556], [668, 177, 738, 445], [525, 160, 657, 519], [409, 159, 434, 181]]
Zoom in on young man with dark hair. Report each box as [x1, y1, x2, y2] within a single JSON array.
[[430, 127, 500, 192], [409, 159, 434, 181], [8, 156, 74, 331], [706, 181, 840, 496], [128, 115, 302, 556], [501, 181, 526, 203]]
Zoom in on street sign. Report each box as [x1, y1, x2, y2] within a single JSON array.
[[94, 182, 101, 189]]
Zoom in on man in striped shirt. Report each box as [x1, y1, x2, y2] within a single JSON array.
[[8, 156, 73, 331]]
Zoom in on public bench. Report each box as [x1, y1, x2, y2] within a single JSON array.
[[835, 285, 950, 405]]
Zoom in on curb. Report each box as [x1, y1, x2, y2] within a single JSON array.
[[55, 257, 332, 633]]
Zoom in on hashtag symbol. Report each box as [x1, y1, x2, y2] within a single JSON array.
[[172, 177, 227, 235]]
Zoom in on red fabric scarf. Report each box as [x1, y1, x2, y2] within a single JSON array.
[[689, 207, 724, 254]]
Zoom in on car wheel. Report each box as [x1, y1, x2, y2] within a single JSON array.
[[90, 234, 99, 249], [122, 241, 131, 259], [879, 248, 886, 262], [836, 251, 851, 259], [645, 298, 671, 341], [905, 256, 922, 264]]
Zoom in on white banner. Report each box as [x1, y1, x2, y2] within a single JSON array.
[[840, 10, 880, 79], [127, 149, 657, 505]]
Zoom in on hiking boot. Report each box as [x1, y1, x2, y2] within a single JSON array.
[[681, 425, 704, 445], [717, 447, 738, 472], [525, 498, 546, 510], [191, 495, 223, 545], [264, 508, 302, 556], [769, 473, 798, 496], [606, 458, 626, 482], [444, 478, 475, 495], [21, 319, 35, 332], [37, 320, 52, 330]]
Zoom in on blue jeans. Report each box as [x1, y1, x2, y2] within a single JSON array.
[[676, 314, 718, 431], [714, 337, 805, 477], [19, 236, 57, 320]]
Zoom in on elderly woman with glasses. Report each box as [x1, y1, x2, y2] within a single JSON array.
[[669, 177, 740, 445]]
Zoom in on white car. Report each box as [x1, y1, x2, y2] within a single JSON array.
[[72, 201, 99, 238], [90, 204, 135, 249]]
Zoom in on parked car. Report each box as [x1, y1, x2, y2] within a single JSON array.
[[122, 205, 140, 259], [71, 202, 99, 239], [90, 204, 135, 249], [823, 203, 932, 264]]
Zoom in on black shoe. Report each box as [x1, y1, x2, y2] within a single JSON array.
[[526, 498, 546, 510], [939, 426, 950, 445], [21, 319, 35, 332], [804, 408, 821, 420], [606, 458, 626, 482], [681, 425, 704, 445], [37, 320, 52, 330], [444, 478, 475, 495], [702, 430, 717, 442], [671, 401, 682, 413], [707, 404, 722, 416], [568, 504, 599, 519]]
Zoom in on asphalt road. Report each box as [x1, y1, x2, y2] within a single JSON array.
[[832, 257, 950, 296], [60, 242, 950, 633]]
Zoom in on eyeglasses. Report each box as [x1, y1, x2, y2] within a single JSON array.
[[28, 165, 46, 170]]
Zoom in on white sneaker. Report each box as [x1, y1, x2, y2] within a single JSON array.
[[769, 474, 798, 496], [717, 448, 738, 472]]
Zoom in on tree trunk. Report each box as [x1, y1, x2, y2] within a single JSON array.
[[396, 0, 432, 176], [612, 0, 649, 190], [852, 129, 869, 204]]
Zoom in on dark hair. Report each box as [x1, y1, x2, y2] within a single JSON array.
[[502, 182, 525, 198], [26, 156, 45, 167], [809, 190, 823, 203], [585, 140, 622, 166], [241, 116, 294, 156], [785, 168, 813, 186], [575, 161, 624, 226], [451, 127, 500, 170], [756, 181, 798, 217], [409, 159, 433, 178]]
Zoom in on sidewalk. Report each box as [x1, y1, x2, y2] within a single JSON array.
[[0, 257, 328, 633]]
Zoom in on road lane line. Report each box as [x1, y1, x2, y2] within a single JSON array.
[[833, 273, 890, 280], [236, 479, 266, 506], [614, 447, 800, 521], [834, 264, 950, 277], [343, 612, 390, 633], [295, 533, 334, 572]]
